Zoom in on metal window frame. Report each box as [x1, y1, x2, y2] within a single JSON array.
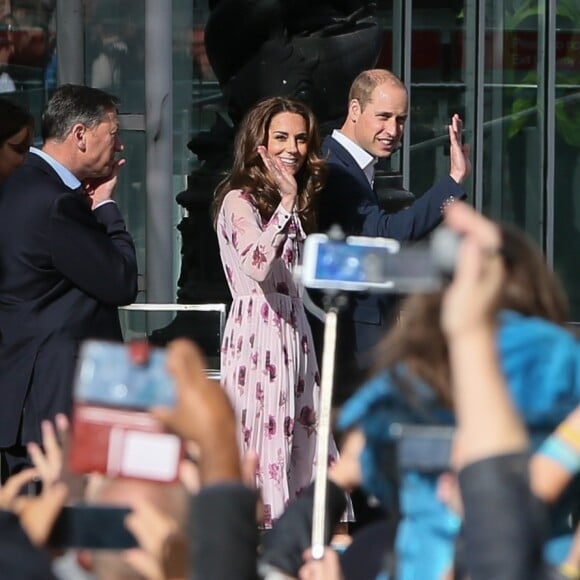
[[57, 0, 176, 306], [464, 0, 486, 211], [539, 0, 556, 267], [393, 0, 412, 189]]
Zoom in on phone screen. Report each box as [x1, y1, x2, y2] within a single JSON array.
[[75, 341, 175, 409], [315, 241, 394, 284], [47, 505, 138, 549], [307, 237, 441, 293], [391, 424, 455, 473]]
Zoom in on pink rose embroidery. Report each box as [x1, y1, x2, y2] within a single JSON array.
[[268, 363, 277, 382], [252, 246, 267, 268], [242, 426, 251, 446], [266, 415, 276, 439], [268, 462, 282, 485], [297, 405, 317, 437], [225, 265, 234, 286], [234, 301, 243, 324], [261, 303, 269, 322], [256, 381, 264, 404]]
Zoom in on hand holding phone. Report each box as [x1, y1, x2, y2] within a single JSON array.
[[69, 340, 183, 483], [47, 505, 137, 549], [300, 233, 445, 294], [390, 424, 455, 473]]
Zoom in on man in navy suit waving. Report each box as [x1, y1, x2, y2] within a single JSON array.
[[316, 69, 471, 401], [0, 84, 138, 482]]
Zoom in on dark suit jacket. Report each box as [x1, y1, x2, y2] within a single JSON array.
[[191, 483, 259, 580], [0, 152, 138, 447], [315, 135, 465, 397], [0, 510, 57, 579]]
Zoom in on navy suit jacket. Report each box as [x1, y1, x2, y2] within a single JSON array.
[[315, 135, 465, 392], [0, 153, 138, 447]]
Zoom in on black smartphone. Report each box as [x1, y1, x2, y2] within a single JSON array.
[[390, 423, 455, 473], [47, 504, 138, 549]]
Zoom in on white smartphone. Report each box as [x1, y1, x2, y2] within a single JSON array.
[[300, 233, 443, 293]]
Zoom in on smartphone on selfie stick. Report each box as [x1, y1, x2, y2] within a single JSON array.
[[298, 227, 459, 559]]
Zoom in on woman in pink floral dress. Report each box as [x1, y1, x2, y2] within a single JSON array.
[[212, 97, 342, 527]]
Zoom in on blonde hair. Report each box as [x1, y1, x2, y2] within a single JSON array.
[[348, 69, 407, 111]]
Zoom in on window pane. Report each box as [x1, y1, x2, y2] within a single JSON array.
[[553, 7, 580, 320], [482, 0, 543, 246], [1, 0, 56, 140], [409, 2, 467, 201]]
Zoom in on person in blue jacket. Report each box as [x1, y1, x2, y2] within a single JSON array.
[[339, 206, 580, 580]]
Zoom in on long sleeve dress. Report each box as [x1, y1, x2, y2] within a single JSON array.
[[216, 189, 339, 527]]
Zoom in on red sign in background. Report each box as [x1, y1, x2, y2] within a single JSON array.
[[377, 30, 580, 73]]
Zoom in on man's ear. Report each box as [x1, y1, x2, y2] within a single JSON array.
[[76, 549, 93, 572], [71, 123, 87, 151], [348, 98, 361, 123]]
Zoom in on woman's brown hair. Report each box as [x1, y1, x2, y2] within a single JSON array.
[[211, 96, 325, 234], [373, 223, 570, 408]]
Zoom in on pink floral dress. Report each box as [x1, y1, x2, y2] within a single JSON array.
[[217, 189, 341, 527]]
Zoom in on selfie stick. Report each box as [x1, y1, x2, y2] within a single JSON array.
[[310, 302, 339, 560]]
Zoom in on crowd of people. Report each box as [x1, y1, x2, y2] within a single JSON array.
[[0, 65, 579, 580]]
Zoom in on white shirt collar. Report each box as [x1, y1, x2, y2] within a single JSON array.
[[30, 146, 81, 190], [331, 129, 377, 187]]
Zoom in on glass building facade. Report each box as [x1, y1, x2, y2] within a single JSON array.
[[3, 0, 579, 345]]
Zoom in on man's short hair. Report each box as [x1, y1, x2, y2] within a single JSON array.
[[348, 69, 406, 111], [41, 84, 120, 142]]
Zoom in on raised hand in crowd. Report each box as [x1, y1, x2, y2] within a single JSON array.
[[298, 547, 344, 580], [441, 202, 528, 464], [152, 338, 259, 580], [531, 404, 580, 504], [328, 429, 365, 494], [448, 113, 472, 185], [123, 497, 188, 580], [560, 523, 580, 580], [27, 413, 68, 487], [1, 415, 70, 547]]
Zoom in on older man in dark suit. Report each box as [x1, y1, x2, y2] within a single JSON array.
[[0, 84, 138, 482], [315, 69, 471, 403]]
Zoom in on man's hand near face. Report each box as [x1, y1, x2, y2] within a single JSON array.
[[83, 157, 126, 209]]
